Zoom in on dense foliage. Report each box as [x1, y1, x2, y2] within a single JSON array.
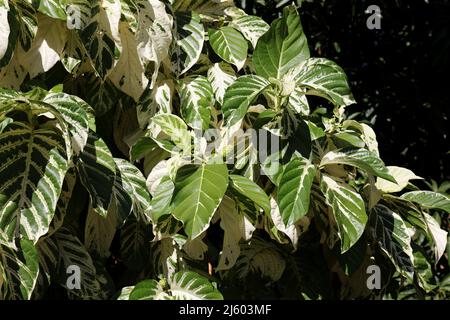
[[0, 0, 448, 300], [239, 0, 450, 182]]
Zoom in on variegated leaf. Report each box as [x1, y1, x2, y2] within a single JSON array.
[[0, 122, 69, 247], [179, 75, 214, 130]]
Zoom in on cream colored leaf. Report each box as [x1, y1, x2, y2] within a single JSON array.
[[21, 15, 67, 78], [109, 21, 148, 101], [376, 166, 422, 193]]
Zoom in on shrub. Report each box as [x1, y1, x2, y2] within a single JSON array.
[[0, 0, 448, 300]]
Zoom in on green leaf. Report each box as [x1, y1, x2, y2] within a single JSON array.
[[230, 14, 269, 49], [294, 58, 355, 106], [129, 136, 157, 162], [172, 164, 228, 239], [320, 174, 367, 252], [375, 166, 422, 193], [172, 11, 205, 75], [38, 0, 67, 20], [169, 270, 223, 300], [129, 279, 169, 300], [151, 114, 191, 151], [0, 122, 69, 247], [229, 175, 270, 214], [149, 176, 174, 224], [179, 75, 214, 130], [321, 148, 396, 183], [0, 239, 39, 299], [278, 155, 316, 227], [370, 204, 414, 278], [42, 92, 90, 155], [207, 62, 236, 105], [114, 158, 151, 220], [77, 132, 116, 217], [253, 5, 309, 79], [208, 27, 248, 70], [222, 75, 270, 125], [401, 191, 450, 213]]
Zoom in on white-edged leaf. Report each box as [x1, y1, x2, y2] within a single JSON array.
[[42, 92, 90, 155], [253, 5, 309, 79], [54, 227, 104, 299], [370, 204, 414, 278], [0, 122, 69, 247], [0, 3, 10, 61], [77, 132, 116, 217], [423, 213, 448, 263], [207, 62, 236, 105], [320, 174, 367, 252], [109, 21, 148, 101], [171, 164, 228, 239], [235, 237, 286, 281], [208, 27, 248, 70], [294, 57, 355, 106], [172, 11, 204, 75], [230, 14, 269, 48], [20, 15, 68, 78], [79, 0, 121, 79], [0, 239, 39, 299], [169, 270, 223, 300], [151, 113, 191, 151], [321, 148, 396, 183], [179, 75, 214, 130], [376, 166, 422, 193], [278, 155, 316, 227], [222, 75, 270, 125], [401, 191, 450, 213], [129, 279, 169, 300], [229, 174, 270, 214]]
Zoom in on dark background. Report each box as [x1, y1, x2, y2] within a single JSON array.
[[239, 0, 450, 183]]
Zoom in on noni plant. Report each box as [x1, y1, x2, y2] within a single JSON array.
[[0, 0, 448, 300]]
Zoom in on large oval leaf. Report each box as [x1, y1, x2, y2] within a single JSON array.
[[171, 163, 228, 239], [229, 174, 270, 214], [278, 155, 316, 227], [401, 191, 450, 213], [179, 75, 214, 130], [222, 75, 270, 125], [320, 174, 367, 252], [252, 5, 309, 79], [172, 11, 204, 75], [370, 204, 414, 278], [230, 14, 269, 49], [169, 270, 223, 300], [320, 148, 396, 183], [0, 122, 69, 247], [208, 27, 248, 70], [293, 58, 355, 106]]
